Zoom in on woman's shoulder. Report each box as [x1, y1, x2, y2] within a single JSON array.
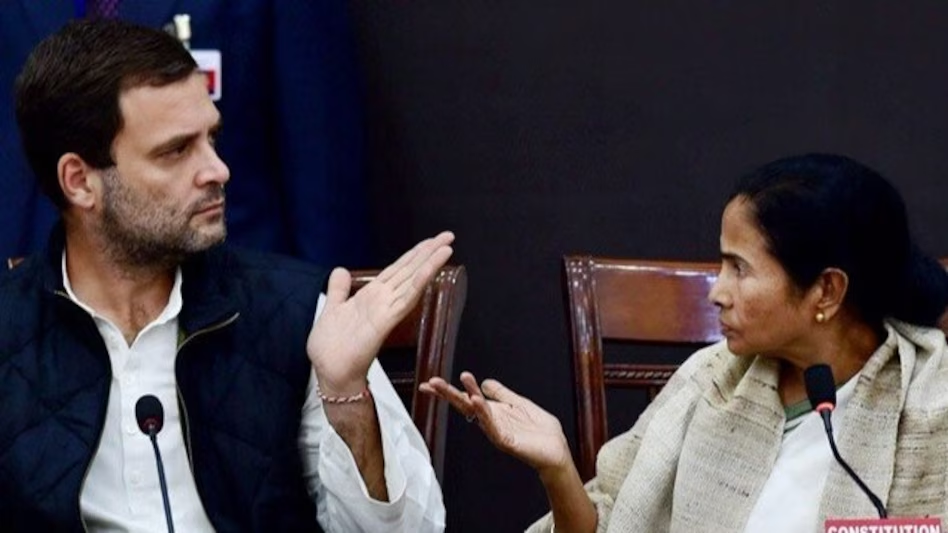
[[889, 320, 948, 408], [673, 340, 753, 390]]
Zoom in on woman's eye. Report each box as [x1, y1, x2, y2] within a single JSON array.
[[727, 260, 745, 277]]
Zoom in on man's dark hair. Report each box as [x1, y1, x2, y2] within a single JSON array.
[[14, 19, 198, 209], [730, 153, 948, 328]]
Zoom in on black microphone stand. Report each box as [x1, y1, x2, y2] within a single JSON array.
[[137, 394, 175, 533], [815, 409, 887, 519], [145, 422, 176, 533], [805, 364, 888, 519]]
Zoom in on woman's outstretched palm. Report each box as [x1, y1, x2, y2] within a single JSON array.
[[420, 372, 572, 472]]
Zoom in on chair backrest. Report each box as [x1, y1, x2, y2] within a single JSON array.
[[350, 265, 467, 481], [563, 256, 722, 481], [941, 259, 948, 334]]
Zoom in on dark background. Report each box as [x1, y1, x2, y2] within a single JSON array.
[[348, 3, 948, 531]]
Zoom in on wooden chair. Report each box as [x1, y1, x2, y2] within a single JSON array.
[[941, 259, 948, 334], [7, 257, 467, 481], [563, 256, 722, 481], [350, 265, 467, 481]]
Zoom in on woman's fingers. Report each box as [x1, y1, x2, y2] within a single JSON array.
[[480, 378, 531, 408], [469, 393, 496, 426], [459, 371, 485, 401], [419, 377, 477, 416], [420, 372, 537, 440], [417, 382, 440, 397]]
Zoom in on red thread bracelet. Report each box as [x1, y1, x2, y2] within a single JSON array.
[[316, 382, 371, 404]]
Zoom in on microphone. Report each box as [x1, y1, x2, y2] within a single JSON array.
[[803, 364, 887, 519], [135, 395, 176, 533]]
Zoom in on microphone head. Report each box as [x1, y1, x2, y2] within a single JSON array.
[[804, 364, 837, 413], [135, 394, 165, 434]]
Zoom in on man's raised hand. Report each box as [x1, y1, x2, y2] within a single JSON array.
[[307, 231, 455, 395]]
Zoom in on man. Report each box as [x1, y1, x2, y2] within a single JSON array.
[[1, 19, 448, 532], [0, 1, 369, 267]]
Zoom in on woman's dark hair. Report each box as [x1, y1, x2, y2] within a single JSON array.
[[14, 19, 197, 209], [730, 153, 948, 328]]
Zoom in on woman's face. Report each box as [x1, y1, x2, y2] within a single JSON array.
[[709, 197, 816, 359]]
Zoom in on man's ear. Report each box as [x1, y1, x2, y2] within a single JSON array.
[[57, 153, 101, 210], [813, 267, 849, 321]]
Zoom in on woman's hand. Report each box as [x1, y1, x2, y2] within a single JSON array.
[[420, 371, 573, 475], [423, 372, 598, 532]]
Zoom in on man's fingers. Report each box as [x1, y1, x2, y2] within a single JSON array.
[[406, 233, 454, 274], [380, 232, 455, 289], [407, 245, 453, 294], [431, 231, 456, 246], [403, 233, 454, 287], [375, 246, 419, 284], [376, 232, 449, 283], [386, 243, 453, 315], [324, 268, 352, 306]]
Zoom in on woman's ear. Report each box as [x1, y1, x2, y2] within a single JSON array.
[[813, 267, 849, 322], [57, 153, 100, 210]]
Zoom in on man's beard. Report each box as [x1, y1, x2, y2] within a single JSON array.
[[98, 168, 226, 270]]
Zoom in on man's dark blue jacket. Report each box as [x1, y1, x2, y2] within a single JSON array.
[[0, 229, 330, 532]]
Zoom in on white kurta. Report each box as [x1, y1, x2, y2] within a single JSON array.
[[63, 260, 445, 532]]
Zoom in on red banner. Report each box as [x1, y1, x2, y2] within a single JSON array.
[[825, 517, 942, 533]]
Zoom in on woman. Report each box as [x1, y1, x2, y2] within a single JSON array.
[[421, 153, 948, 532]]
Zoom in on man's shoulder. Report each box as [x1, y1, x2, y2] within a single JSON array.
[[191, 246, 332, 312], [0, 255, 49, 358], [207, 245, 331, 287], [0, 254, 45, 298]]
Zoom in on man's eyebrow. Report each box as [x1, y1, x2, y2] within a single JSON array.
[[147, 119, 222, 157], [147, 132, 198, 157]]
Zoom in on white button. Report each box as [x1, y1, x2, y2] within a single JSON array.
[[130, 471, 142, 486], [121, 374, 136, 386], [125, 424, 137, 435]]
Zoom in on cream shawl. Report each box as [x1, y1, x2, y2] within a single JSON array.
[[527, 321, 948, 533]]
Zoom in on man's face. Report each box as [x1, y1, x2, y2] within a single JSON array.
[[98, 72, 230, 267]]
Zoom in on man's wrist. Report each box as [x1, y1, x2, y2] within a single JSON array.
[[316, 380, 372, 404], [314, 368, 370, 396]]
